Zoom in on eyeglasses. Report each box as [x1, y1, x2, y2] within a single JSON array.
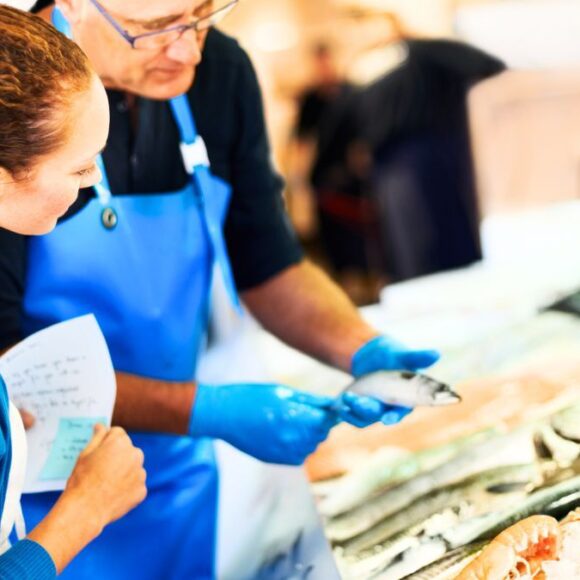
[[89, 0, 239, 50]]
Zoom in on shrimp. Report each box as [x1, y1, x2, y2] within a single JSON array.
[[539, 508, 580, 578], [456, 515, 561, 580]]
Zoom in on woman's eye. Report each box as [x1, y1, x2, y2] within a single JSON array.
[[76, 166, 95, 177]]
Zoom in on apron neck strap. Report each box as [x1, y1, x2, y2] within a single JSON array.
[[170, 96, 210, 175], [51, 6, 72, 36]]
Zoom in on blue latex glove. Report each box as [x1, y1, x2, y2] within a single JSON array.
[[337, 335, 440, 428], [351, 335, 440, 378], [189, 383, 339, 465]]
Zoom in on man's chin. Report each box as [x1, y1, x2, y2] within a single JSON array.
[[139, 69, 196, 101]]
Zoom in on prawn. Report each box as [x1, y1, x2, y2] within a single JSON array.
[[539, 508, 580, 578], [456, 515, 561, 580]]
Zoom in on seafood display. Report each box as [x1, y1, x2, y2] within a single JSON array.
[[307, 312, 580, 482], [325, 407, 580, 578], [341, 371, 461, 409], [454, 508, 580, 579], [310, 307, 580, 579]]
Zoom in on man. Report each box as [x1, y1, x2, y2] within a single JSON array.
[[0, 0, 439, 577]]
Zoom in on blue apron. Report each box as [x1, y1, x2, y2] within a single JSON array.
[[20, 14, 239, 576]]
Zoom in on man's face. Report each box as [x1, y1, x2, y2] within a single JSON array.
[[58, 0, 212, 100]]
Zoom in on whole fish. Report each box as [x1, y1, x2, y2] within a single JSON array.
[[445, 474, 580, 548], [337, 529, 421, 580], [354, 465, 580, 579], [326, 428, 534, 542], [341, 371, 461, 408], [320, 430, 496, 518], [341, 463, 538, 557]]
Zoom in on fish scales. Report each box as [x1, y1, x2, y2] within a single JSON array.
[[402, 542, 486, 580], [343, 371, 461, 408], [341, 464, 538, 557], [327, 429, 529, 542], [375, 476, 580, 579], [321, 430, 497, 518], [341, 525, 425, 578]]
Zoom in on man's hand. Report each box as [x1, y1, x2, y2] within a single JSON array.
[[65, 425, 147, 531], [189, 384, 339, 465], [336, 335, 440, 428], [351, 335, 440, 378], [19, 408, 35, 430]]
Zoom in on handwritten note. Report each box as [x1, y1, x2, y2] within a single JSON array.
[[0, 315, 116, 493], [40, 417, 107, 481]]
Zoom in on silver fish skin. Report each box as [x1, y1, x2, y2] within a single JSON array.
[[326, 428, 531, 542], [338, 529, 421, 580], [341, 463, 539, 557], [371, 539, 448, 580], [320, 430, 497, 518], [444, 474, 580, 549], [402, 542, 486, 580], [344, 371, 461, 408], [380, 475, 580, 579]]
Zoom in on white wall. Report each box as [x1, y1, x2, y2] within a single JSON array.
[[456, 0, 580, 68]]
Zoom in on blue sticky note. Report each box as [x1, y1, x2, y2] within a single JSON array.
[[40, 417, 107, 481]]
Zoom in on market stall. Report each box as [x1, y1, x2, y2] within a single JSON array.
[[235, 201, 580, 579]]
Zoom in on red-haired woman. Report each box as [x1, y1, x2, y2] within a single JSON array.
[[0, 6, 146, 578]]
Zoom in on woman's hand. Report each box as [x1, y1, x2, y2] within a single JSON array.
[[65, 424, 147, 530], [27, 425, 147, 573]]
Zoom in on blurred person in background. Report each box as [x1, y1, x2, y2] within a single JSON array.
[[0, 6, 146, 578], [0, 1, 441, 576], [311, 12, 506, 284], [288, 42, 383, 305]]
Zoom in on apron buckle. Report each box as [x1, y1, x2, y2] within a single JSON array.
[[101, 207, 118, 230], [180, 138, 210, 175]]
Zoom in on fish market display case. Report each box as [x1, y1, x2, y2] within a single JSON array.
[[249, 204, 580, 578]]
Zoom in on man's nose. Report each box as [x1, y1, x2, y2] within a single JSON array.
[[164, 29, 203, 65]]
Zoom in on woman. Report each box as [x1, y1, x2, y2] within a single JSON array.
[[0, 5, 147, 578]]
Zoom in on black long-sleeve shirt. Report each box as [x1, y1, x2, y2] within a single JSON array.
[[0, 26, 303, 349]]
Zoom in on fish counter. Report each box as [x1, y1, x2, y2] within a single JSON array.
[[232, 203, 580, 579], [308, 289, 580, 579]]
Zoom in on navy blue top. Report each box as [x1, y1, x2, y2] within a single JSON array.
[[0, 539, 56, 579]]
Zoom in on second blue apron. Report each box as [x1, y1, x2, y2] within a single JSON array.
[[20, 88, 235, 578]]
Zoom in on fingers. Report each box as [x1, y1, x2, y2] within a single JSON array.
[[381, 406, 412, 425], [79, 423, 109, 456], [19, 409, 35, 430], [397, 349, 440, 370], [338, 408, 375, 429], [289, 390, 335, 409], [342, 392, 383, 420], [339, 393, 413, 428]]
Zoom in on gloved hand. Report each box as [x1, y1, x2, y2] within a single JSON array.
[[351, 335, 440, 378], [337, 335, 440, 428], [189, 383, 339, 465]]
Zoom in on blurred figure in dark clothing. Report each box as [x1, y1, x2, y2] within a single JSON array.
[[312, 37, 506, 284], [289, 43, 383, 304], [295, 43, 353, 143]]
